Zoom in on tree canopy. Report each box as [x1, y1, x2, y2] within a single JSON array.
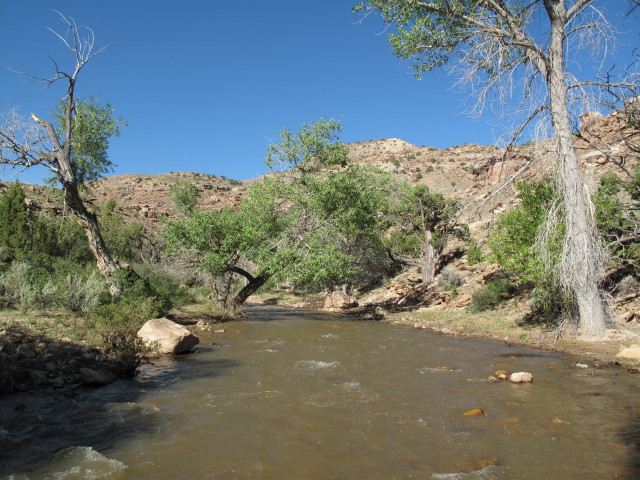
[[163, 119, 392, 310]]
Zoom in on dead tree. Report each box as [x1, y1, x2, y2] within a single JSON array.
[[0, 13, 125, 295]]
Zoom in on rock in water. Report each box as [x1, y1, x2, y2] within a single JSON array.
[[323, 291, 358, 310], [615, 345, 640, 367], [79, 368, 116, 386], [137, 318, 199, 354], [509, 372, 533, 383]]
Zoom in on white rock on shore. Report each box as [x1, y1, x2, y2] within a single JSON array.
[[615, 345, 640, 367], [137, 318, 199, 354]]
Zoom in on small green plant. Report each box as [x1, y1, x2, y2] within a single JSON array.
[[415, 172, 423, 180], [466, 238, 483, 265], [426, 165, 434, 172], [470, 278, 511, 312]]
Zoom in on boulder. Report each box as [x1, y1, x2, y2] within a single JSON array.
[[324, 291, 358, 310], [615, 345, 640, 367], [509, 372, 533, 383], [137, 318, 199, 354], [79, 367, 116, 386]]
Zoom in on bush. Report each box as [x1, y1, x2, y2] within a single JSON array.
[[437, 265, 464, 291], [466, 237, 483, 265], [55, 269, 109, 314], [470, 278, 511, 312], [0, 262, 49, 311], [132, 263, 193, 308]]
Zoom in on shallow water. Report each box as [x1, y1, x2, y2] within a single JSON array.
[[2, 305, 640, 479]]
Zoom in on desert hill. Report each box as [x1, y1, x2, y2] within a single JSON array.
[[2, 107, 636, 244]]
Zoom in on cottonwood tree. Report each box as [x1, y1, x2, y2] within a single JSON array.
[[0, 13, 126, 295], [163, 119, 390, 311], [355, 0, 639, 340]]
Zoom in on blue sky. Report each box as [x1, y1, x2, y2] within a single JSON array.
[[1, 1, 638, 184]]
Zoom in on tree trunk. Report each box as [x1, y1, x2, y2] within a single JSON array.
[[63, 182, 123, 296], [231, 273, 272, 311], [33, 112, 125, 297], [546, 1, 608, 340]]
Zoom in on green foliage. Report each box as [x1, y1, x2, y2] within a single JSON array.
[[488, 176, 562, 284], [487, 176, 565, 318], [0, 260, 108, 313], [169, 181, 201, 217], [99, 212, 145, 262], [133, 262, 194, 308], [88, 296, 159, 377], [164, 119, 392, 307], [383, 183, 465, 258], [89, 296, 162, 334], [52, 96, 126, 185], [353, 1, 530, 79], [104, 198, 117, 215], [466, 237, 483, 265], [592, 170, 640, 270], [0, 182, 32, 261], [265, 117, 348, 174], [470, 278, 511, 312]]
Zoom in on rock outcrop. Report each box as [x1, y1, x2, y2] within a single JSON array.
[[615, 345, 640, 367], [324, 291, 358, 311]]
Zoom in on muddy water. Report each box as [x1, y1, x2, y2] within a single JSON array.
[[2, 305, 640, 479]]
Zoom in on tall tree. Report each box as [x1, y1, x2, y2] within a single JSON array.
[[355, 0, 638, 339], [0, 13, 126, 295]]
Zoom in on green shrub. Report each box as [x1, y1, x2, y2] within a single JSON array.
[[470, 278, 511, 312], [89, 295, 163, 333], [466, 237, 483, 265], [0, 262, 48, 311], [132, 263, 193, 308], [55, 269, 109, 314]]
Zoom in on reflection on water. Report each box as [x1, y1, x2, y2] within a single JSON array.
[[2, 304, 640, 479]]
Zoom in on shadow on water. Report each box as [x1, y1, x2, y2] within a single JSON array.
[[620, 414, 640, 477], [0, 356, 240, 477], [243, 303, 377, 322]]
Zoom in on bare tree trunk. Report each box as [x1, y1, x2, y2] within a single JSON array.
[[32, 113, 125, 296], [546, 1, 608, 340], [63, 181, 123, 296]]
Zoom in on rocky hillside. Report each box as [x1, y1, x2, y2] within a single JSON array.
[[5, 107, 636, 236]]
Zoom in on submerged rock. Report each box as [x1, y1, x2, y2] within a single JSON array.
[[79, 368, 116, 386], [463, 408, 485, 416], [137, 318, 199, 354]]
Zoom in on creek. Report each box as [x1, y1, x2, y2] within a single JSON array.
[[1, 305, 640, 479]]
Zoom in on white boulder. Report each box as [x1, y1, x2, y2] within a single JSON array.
[[137, 318, 199, 354], [509, 372, 533, 383]]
